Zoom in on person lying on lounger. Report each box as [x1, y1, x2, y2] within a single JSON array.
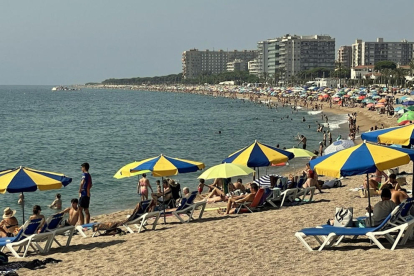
[[380, 184, 408, 205], [379, 174, 402, 191], [219, 183, 258, 215], [92, 200, 156, 233]]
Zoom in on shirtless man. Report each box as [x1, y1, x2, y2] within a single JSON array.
[[379, 174, 402, 191], [221, 183, 258, 214], [364, 169, 388, 190], [297, 135, 307, 150], [233, 178, 246, 193], [380, 184, 408, 205], [60, 199, 81, 226]]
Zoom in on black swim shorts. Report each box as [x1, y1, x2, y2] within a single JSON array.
[[79, 196, 90, 209]]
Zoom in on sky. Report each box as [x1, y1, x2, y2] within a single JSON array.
[[0, 0, 412, 85]]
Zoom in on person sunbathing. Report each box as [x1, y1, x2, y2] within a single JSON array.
[[0, 208, 18, 238], [379, 174, 402, 191], [219, 183, 258, 215], [233, 178, 246, 193], [151, 180, 173, 207], [59, 198, 81, 226], [29, 205, 45, 233], [380, 184, 408, 205], [364, 169, 388, 190], [92, 200, 156, 233], [205, 178, 226, 201]]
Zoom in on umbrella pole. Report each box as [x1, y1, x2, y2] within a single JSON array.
[[366, 174, 372, 227], [162, 177, 166, 224], [411, 161, 414, 195], [22, 192, 25, 222], [258, 167, 260, 179]]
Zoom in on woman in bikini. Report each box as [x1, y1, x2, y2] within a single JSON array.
[[138, 173, 153, 201], [0, 207, 18, 237]]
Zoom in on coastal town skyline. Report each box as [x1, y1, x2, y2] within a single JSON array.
[[0, 0, 413, 85]]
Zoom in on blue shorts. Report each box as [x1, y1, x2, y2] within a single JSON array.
[[79, 196, 90, 209]]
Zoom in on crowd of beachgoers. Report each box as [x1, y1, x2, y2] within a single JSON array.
[[3, 83, 414, 275]]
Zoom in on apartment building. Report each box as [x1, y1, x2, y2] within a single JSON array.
[[351, 38, 414, 67], [337, 46, 352, 68], [227, 59, 248, 72], [182, 49, 257, 79], [256, 34, 335, 81]]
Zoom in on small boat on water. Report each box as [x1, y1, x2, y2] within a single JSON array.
[[51, 86, 80, 91]]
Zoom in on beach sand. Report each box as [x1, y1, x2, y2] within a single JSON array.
[[16, 162, 414, 276], [14, 88, 414, 275]]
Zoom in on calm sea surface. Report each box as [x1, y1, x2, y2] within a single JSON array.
[[0, 85, 349, 218]]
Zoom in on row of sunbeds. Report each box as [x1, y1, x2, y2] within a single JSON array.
[[0, 191, 208, 258]]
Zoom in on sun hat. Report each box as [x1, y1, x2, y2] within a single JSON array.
[[3, 207, 16, 219]]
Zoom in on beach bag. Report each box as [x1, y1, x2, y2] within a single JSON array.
[[334, 207, 353, 227]]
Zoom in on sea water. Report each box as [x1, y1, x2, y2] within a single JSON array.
[[0, 86, 349, 217]]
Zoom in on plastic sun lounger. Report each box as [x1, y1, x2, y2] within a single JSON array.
[[235, 188, 265, 214], [75, 223, 100, 238], [295, 186, 316, 203], [172, 200, 207, 223], [280, 188, 298, 207], [42, 213, 75, 248], [266, 187, 281, 208], [296, 204, 414, 251], [0, 218, 52, 258], [123, 212, 161, 233]]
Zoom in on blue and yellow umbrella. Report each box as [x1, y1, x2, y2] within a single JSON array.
[[223, 140, 294, 167], [309, 142, 414, 178], [361, 124, 414, 146], [0, 166, 72, 194], [130, 154, 205, 177]]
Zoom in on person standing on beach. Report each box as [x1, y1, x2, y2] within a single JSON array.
[[322, 131, 327, 146], [297, 135, 307, 149], [328, 130, 332, 145], [138, 173, 153, 201], [79, 163, 92, 225]]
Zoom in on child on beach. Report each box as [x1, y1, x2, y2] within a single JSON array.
[[49, 193, 62, 210], [198, 179, 205, 194]]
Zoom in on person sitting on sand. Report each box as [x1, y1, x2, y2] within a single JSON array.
[[365, 188, 396, 227], [302, 163, 323, 193], [0, 208, 18, 237], [49, 193, 62, 210], [379, 174, 402, 191], [60, 198, 81, 226], [29, 205, 45, 233], [205, 178, 225, 199], [379, 184, 408, 205], [364, 169, 388, 190], [220, 183, 258, 215]]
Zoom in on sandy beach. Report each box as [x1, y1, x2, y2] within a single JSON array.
[[10, 86, 414, 275], [16, 162, 414, 276]]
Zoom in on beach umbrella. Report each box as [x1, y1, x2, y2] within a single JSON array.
[[361, 124, 414, 190], [310, 142, 414, 225], [366, 103, 374, 108], [223, 140, 294, 168], [324, 140, 354, 155], [285, 148, 316, 158], [253, 174, 279, 188], [397, 111, 414, 124], [402, 101, 414, 106], [406, 106, 414, 111], [197, 163, 255, 180], [130, 154, 205, 223], [0, 166, 72, 221], [398, 120, 412, 126], [130, 154, 205, 177], [113, 161, 151, 179], [378, 98, 386, 103]]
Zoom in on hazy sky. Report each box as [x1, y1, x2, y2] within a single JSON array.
[[0, 0, 412, 85]]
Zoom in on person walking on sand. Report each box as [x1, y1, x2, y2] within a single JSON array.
[[138, 173, 153, 201], [297, 135, 307, 149], [78, 163, 92, 225]]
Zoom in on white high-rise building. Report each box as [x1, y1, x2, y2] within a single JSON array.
[[256, 34, 335, 81], [351, 38, 414, 67]]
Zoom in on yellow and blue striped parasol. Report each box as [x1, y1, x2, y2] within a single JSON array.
[[0, 166, 72, 194], [361, 124, 414, 146], [130, 154, 205, 177], [223, 140, 294, 167], [309, 142, 414, 178]]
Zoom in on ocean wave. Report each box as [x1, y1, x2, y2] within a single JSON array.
[[321, 120, 348, 130], [307, 110, 323, 115]]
